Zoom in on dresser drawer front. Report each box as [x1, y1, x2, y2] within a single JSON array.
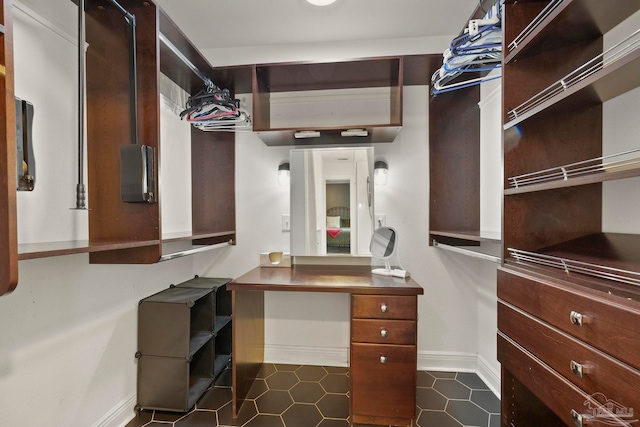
[[498, 268, 640, 370], [498, 333, 631, 427], [499, 301, 640, 415], [350, 343, 416, 420], [351, 319, 416, 345], [352, 295, 416, 320]]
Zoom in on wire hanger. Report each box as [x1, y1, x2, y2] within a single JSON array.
[[179, 83, 252, 132], [431, 0, 502, 95]]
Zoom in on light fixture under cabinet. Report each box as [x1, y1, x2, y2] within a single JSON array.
[[341, 129, 368, 137], [306, 0, 337, 6], [294, 131, 321, 139]]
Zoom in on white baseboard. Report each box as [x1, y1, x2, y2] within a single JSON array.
[[264, 344, 349, 367], [417, 350, 478, 372], [477, 354, 501, 398], [91, 394, 136, 427]]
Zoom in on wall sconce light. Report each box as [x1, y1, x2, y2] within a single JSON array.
[[278, 162, 290, 186], [374, 161, 388, 185]]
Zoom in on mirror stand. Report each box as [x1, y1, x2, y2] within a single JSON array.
[[370, 226, 410, 278]]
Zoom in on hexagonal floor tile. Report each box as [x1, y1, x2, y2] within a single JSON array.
[[290, 381, 326, 404], [317, 393, 349, 419], [216, 400, 258, 426], [317, 419, 350, 427], [456, 372, 490, 390], [416, 371, 436, 388], [243, 414, 285, 427], [256, 389, 294, 415], [265, 371, 300, 391], [282, 403, 323, 427], [416, 387, 447, 411], [175, 410, 218, 426], [320, 373, 349, 394], [257, 364, 277, 379], [196, 386, 232, 410], [433, 378, 471, 399], [417, 409, 463, 427], [446, 400, 490, 427], [471, 389, 501, 414], [246, 379, 269, 399], [295, 365, 328, 382], [323, 366, 349, 375], [428, 371, 457, 379]]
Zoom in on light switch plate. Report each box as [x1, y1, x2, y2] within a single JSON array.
[[282, 214, 291, 231], [375, 214, 386, 228]]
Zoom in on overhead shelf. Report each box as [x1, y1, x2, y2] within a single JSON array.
[[504, 26, 640, 129], [505, 149, 640, 194], [507, 233, 640, 287], [504, 0, 640, 64]]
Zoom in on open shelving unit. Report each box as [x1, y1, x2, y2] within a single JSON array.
[[499, 1, 640, 426], [502, 0, 640, 288], [137, 276, 232, 412]]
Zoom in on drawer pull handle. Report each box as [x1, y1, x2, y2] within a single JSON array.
[[380, 303, 388, 313], [570, 409, 583, 427], [380, 355, 387, 364], [570, 360, 583, 378], [570, 311, 583, 326], [380, 329, 388, 338]]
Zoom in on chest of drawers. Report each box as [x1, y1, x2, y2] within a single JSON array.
[[350, 294, 418, 426], [498, 267, 640, 427]]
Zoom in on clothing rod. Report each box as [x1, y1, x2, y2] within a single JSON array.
[[159, 32, 213, 88], [432, 239, 501, 263], [106, 0, 135, 21], [159, 240, 232, 262]]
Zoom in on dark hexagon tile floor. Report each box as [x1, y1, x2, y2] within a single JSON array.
[[126, 365, 500, 427]]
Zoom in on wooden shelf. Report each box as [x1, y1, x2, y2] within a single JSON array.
[[17, 239, 160, 261], [505, 163, 640, 195], [504, 41, 640, 129], [430, 230, 501, 243], [504, 0, 640, 64], [162, 230, 235, 243], [508, 232, 640, 287]]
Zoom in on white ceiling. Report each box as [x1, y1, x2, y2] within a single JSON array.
[[18, 0, 480, 59], [148, 0, 478, 50]]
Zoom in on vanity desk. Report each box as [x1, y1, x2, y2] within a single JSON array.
[[228, 264, 424, 426]]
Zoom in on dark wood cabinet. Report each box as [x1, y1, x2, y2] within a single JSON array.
[[252, 57, 403, 146], [499, 2, 640, 425], [350, 293, 418, 426], [0, 0, 17, 296]]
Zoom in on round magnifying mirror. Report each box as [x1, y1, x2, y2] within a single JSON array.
[[370, 226, 410, 278], [370, 226, 397, 259]]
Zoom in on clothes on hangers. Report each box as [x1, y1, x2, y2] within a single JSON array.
[[179, 84, 252, 131]]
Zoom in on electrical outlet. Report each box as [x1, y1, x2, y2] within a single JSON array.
[[282, 214, 290, 232], [375, 214, 386, 228]]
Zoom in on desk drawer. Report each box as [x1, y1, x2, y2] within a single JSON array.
[[498, 268, 640, 370], [351, 319, 416, 345], [350, 343, 416, 421], [499, 301, 640, 416], [352, 295, 416, 320]]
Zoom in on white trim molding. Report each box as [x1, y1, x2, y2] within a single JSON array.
[[264, 344, 349, 367], [91, 393, 136, 427]]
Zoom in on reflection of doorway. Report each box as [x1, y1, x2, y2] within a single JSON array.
[[326, 182, 350, 254]]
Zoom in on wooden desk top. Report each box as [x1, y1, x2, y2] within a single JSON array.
[[228, 265, 424, 295]]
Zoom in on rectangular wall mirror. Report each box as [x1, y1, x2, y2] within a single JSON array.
[[290, 147, 374, 256]]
